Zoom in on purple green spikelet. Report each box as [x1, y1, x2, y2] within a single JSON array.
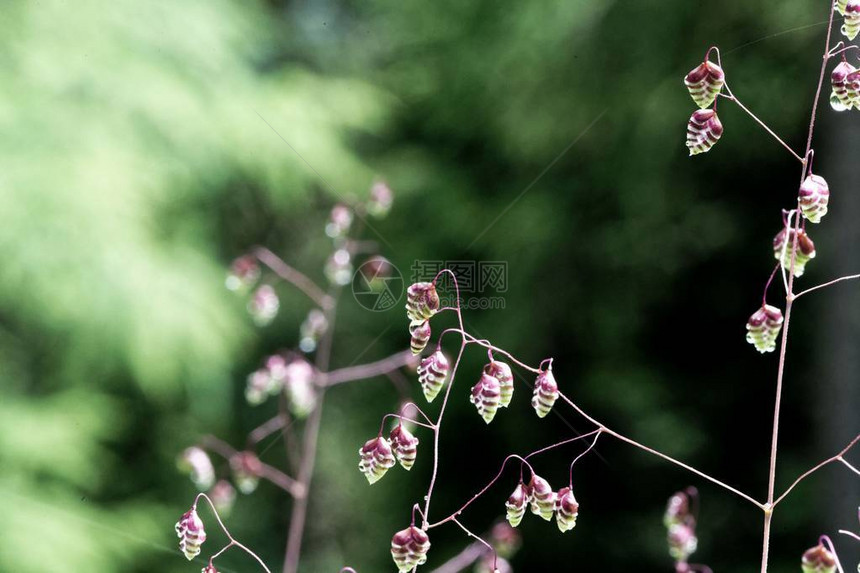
[[663, 490, 691, 528], [389, 424, 419, 471], [209, 479, 236, 516], [417, 350, 449, 402], [367, 180, 394, 218], [177, 447, 215, 490], [470, 371, 502, 424], [841, 0, 860, 40], [248, 284, 279, 326], [531, 368, 559, 418], [202, 565, 219, 573], [230, 451, 262, 494], [846, 67, 860, 109], [667, 523, 698, 562], [175, 507, 206, 561], [358, 436, 396, 484], [324, 248, 353, 286], [528, 474, 556, 521], [684, 60, 725, 109], [554, 487, 579, 532], [746, 304, 784, 353], [837, 0, 849, 15], [406, 282, 440, 323], [325, 203, 353, 238], [390, 526, 431, 572], [798, 174, 830, 224], [226, 255, 260, 292], [801, 542, 837, 573], [830, 61, 857, 111], [283, 357, 317, 418], [773, 228, 816, 277], [486, 361, 514, 408], [505, 482, 530, 527], [686, 109, 724, 156], [409, 320, 432, 355]]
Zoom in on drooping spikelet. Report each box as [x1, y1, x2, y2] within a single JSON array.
[[358, 436, 396, 484], [175, 507, 207, 561], [667, 523, 698, 562], [798, 174, 830, 224], [746, 304, 784, 354], [830, 61, 857, 111], [248, 285, 279, 326], [389, 424, 419, 471], [505, 482, 530, 527], [177, 447, 215, 490], [555, 487, 579, 533], [837, 0, 849, 15], [684, 60, 725, 109], [531, 369, 559, 419], [486, 361, 514, 408], [410, 320, 432, 355], [801, 542, 837, 573], [847, 67, 860, 109], [417, 351, 449, 402], [528, 474, 556, 521], [773, 228, 816, 277], [841, 0, 860, 41], [686, 109, 724, 156], [470, 372, 502, 424], [406, 282, 440, 323], [391, 526, 431, 572]]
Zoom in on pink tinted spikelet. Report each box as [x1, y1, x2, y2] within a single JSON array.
[[409, 320, 432, 355], [175, 507, 206, 561], [391, 526, 431, 572], [358, 436, 396, 484], [470, 371, 502, 424], [684, 60, 725, 109], [417, 350, 449, 402], [798, 174, 830, 224], [830, 61, 857, 111], [555, 487, 580, 532], [846, 67, 860, 109], [528, 474, 556, 521], [248, 285, 279, 326], [505, 482, 530, 527], [746, 304, 784, 353], [686, 109, 723, 156], [801, 542, 837, 573], [486, 361, 514, 408], [389, 424, 419, 471], [406, 282, 440, 323], [773, 228, 816, 277], [841, 0, 860, 41], [531, 368, 559, 418]]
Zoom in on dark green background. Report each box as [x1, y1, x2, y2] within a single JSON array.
[[1, 0, 858, 571]]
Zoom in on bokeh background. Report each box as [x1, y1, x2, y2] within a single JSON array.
[[1, 0, 858, 571]]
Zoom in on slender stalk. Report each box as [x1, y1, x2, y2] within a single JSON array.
[[429, 541, 486, 573], [555, 393, 764, 508], [793, 273, 860, 300], [319, 350, 416, 387], [422, 271, 466, 528], [760, 3, 838, 571], [253, 246, 333, 309], [282, 287, 340, 573], [195, 493, 273, 573], [772, 433, 860, 506], [722, 91, 804, 163]]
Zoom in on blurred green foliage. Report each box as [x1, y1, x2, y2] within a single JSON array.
[[2, 0, 857, 571]]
